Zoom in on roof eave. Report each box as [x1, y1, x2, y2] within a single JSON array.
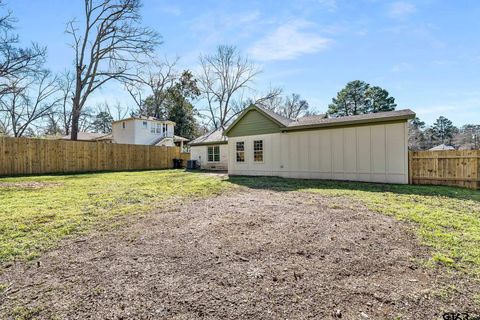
[[189, 140, 228, 146], [284, 113, 415, 131], [111, 118, 176, 125]]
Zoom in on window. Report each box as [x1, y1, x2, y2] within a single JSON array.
[[156, 123, 162, 134], [142, 121, 148, 128], [150, 123, 155, 133], [253, 140, 263, 162], [236, 142, 245, 162], [122, 122, 126, 129], [207, 146, 220, 162]]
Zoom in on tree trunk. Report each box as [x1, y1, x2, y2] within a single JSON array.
[[70, 98, 81, 141]]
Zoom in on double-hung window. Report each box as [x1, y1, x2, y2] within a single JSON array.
[[253, 140, 263, 162], [150, 123, 156, 133], [236, 142, 245, 162], [207, 146, 220, 162]]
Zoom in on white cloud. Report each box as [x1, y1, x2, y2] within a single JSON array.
[[388, 1, 416, 19], [317, 0, 338, 11], [189, 10, 261, 45], [248, 20, 332, 61]]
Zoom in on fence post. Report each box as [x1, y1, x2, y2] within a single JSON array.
[[408, 151, 413, 185]]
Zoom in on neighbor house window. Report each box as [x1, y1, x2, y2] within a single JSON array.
[[236, 142, 245, 162], [142, 121, 148, 128], [163, 123, 167, 136], [207, 146, 220, 162], [150, 123, 155, 133], [253, 140, 263, 162], [156, 123, 162, 134], [122, 122, 126, 129]]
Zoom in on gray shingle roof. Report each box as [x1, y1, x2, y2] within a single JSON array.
[[429, 144, 455, 151], [255, 105, 293, 126], [255, 105, 414, 129], [189, 128, 228, 146], [292, 114, 327, 126], [61, 132, 112, 141], [287, 109, 415, 129]]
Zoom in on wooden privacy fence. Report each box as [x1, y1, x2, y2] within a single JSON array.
[[0, 136, 191, 177], [409, 150, 480, 189]]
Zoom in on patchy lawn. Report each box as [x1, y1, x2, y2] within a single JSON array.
[[230, 176, 480, 278], [0, 170, 229, 262], [1, 172, 479, 318], [1, 187, 479, 319]]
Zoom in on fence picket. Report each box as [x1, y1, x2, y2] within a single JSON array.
[[0, 137, 190, 177], [410, 150, 480, 189]]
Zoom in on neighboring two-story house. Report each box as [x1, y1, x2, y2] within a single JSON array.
[[112, 116, 188, 149]]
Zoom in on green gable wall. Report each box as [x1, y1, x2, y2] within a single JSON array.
[[226, 110, 282, 137]]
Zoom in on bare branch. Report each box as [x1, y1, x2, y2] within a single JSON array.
[[67, 0, 161, 140], [198, 45, 260, 129]]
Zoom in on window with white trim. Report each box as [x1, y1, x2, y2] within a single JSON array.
[[150, 123, 155, 133], [253, 140, 263, 162], [207, 146, 220, 162], [236, 142, 245, 162], [142, 121, 148, 128]]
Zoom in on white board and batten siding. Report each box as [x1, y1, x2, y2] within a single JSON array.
[[190, 144, 228, 170], [228, 122, 409, 184]]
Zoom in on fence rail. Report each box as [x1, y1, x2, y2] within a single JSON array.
[[409, 150, 480, 189], [0, 136, 190, 177]]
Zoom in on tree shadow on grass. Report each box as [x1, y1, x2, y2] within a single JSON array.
[[226, 175, 480, 203]]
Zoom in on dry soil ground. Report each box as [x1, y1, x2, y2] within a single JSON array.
[[1, 188, 478, 319]]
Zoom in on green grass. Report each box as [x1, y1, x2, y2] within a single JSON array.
[[229, 176, 480, 277], [0, 170, 230, 262], [2, 170, 480, 278]]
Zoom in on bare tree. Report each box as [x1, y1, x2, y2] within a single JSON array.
[[280, 93, 310, 119], [57, 71, 75, 134], [256, 90, 315, 119], [0, 70, 61, 137], [125, 56, 178, 118], [251, 87, 284, 110], [66, 0, 161, 140], [96, 101, 130, 120], [229, 87, 283, 115], [198, 45, 260, 129], [0, 1, 46, 95]]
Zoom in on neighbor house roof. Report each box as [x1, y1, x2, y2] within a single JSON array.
[[225, 104, 416, 136], [189, 128, 228, 146], [61, 132, 112, 141], [112, 116, 175, 125], [429, 144, 455, 151], [173, 135, 189, 142]]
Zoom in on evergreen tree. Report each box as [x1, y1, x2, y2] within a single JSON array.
[[431, 116, 457, 144], [328, 80, 396, 117]]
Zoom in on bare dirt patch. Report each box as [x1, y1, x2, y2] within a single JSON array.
[[0, 181, 62, 189], [0, 189, 478, 319]]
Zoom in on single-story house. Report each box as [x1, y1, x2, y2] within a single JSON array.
[[223, 104, 415, 184], [189, 128, 228, 170]]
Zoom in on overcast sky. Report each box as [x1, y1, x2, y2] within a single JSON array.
[[7, 0, 480, 126]]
